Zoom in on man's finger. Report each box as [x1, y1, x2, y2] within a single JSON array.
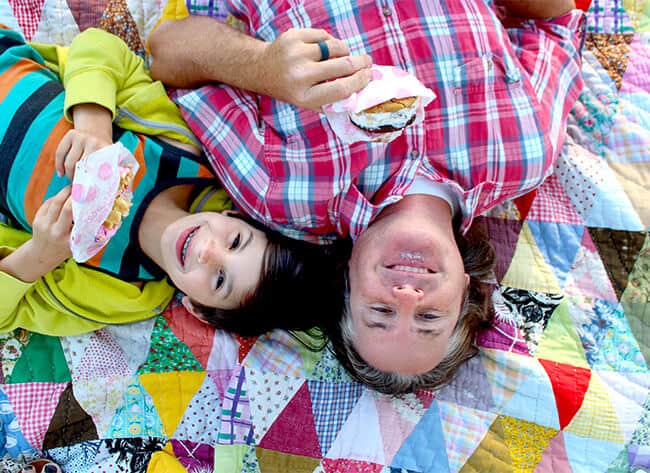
[[311, 54, 372, 83], [292, 28, 334, 43], [305, 67, 372, 108], [306, 38, 351, 62]]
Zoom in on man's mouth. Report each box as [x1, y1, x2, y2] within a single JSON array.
[[177, 226, 200, 268], [388, 264, 432, 274]]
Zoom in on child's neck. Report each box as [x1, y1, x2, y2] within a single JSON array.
[[138, 184, 194, 265]]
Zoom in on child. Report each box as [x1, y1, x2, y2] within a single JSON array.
[[0, 27, 343, 337]]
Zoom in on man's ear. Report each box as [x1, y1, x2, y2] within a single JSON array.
[[181, 296, 210, 324]]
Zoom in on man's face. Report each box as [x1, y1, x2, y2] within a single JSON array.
[[347, 203, 469, 375]]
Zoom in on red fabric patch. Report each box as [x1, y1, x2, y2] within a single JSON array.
[[539, 359, 591, 429]]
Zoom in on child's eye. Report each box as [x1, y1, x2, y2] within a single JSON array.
[[230, 233, 241, 250], [215, 271, 225, 290]]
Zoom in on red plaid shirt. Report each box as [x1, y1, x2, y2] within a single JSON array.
[[173, 1, 585, 244]]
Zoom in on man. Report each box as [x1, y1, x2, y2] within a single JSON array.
[[149, 0, 584, 393]]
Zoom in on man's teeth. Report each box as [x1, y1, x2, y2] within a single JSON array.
[[181, 228, 198, 264], [392, 265, 429, 274]]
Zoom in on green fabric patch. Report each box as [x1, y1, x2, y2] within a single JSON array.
[[6, 333, 71, 383], [137, 315, 202, 374]]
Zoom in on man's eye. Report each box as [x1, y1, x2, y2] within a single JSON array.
[[215, 271, 225, 290], [420, 313, 439, 321], [371, 306, 391, 314], [230, 233, 241, 250]]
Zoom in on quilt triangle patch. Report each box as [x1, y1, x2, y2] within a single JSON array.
[[500, 415, 559, 472], [171, 439, 215, 472], [584, 171, 644, 230], [307, 380, 363, 456], [527, 221, 585, 288], [6, 333, 70, 383], [107, 377, 165, 439], [4, 381, 68, 449], [533, 431, 572, 473], [587, 228, 646, 299], [596, 370, 649, 444], [163, 300, 215, 369], [536, 300, 591, 369], [307, 345, 355, 382], [139, 370, 206, 439], [104, 318, 157, 374], [324, 389, 384, 464], [247, 369, 304, 445], [607, 161, 650, 229], [73, 329, 131, 382], [206, 330, 239, 371], [564, 372, 625, 443], [138, 315, 203, 374], [513, 189, 537, 221], [259, 383, 321, 458], [74, 375, 131, 438], [527, 173, 584, 224], [42, 383, 98, 450], [564, 231, 619, 302], [213, 444, 250, 472], [256, 447, 321, 473], [539, 359, 592, 429], [438, 400, 497, 473], [563, 432, 624, 472], [99, 0, 145, 55], [30, 0, 79, 45], [480, 216, 523, 281], [458, 415, 512, 473], [217, 365, 254, 445], [391, 400, 450, 473], [500, 358, 560, 430], [436, 354, 495, 412], [375, 393, 425, 464], [58, 333, 94, 377], [172, 370, 222, 445], [322, 458, 384, 473], [65, 0, 109, 32], [501, 223, 561, 293], [480, 349, 530, 409], [499, 286, 564, 356], [244, 331, 306, 377], [237, 335, 259, 363], [0, 0, 21, 32], [8, 0, 45, 40]]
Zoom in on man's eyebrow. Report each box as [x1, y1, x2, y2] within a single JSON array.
[[415, 328, 443, 337]]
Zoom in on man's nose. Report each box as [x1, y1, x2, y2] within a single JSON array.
[[392, 284, 423, 314], [197, 239, 222, 266]]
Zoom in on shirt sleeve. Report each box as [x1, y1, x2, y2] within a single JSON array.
[[172, 84, 273, 229], [503, 9, 586, 158]]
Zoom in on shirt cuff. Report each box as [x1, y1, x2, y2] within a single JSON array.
[[63, 70, 118, 122]]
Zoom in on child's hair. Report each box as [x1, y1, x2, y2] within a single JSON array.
[[189, 214, 351, 336]]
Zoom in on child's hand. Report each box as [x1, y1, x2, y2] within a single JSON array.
[[28, 186, 74, 269], [55, 129, 112, 180]]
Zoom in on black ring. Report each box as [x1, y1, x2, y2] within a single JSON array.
[[317, 40, 330, 61]]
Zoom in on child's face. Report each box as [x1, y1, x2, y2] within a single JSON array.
[[160, 211, 268, 309]]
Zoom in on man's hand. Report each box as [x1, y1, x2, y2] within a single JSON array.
[[256, 28, 372, 110], [0, 187, 74, 282], [55, 103, 113, 180]]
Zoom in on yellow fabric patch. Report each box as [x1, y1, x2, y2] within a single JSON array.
[[147, 442, 186, 473], [459, 415, 512, 473], [256, 448, 321, 473], [139, 371, 206, 437], [500, 415, 559, 473], [535, 300, 590, 369], [213, 444, 251, 473], [564, 372, 625, 443], [502, 223, 561, 293]]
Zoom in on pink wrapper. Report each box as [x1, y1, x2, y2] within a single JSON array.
[[322, 65, 436, 144], [69, 142, 139, 262]]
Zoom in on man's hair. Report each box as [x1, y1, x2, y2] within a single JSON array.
[[324, 225, 496, 395], [190, 214, 350, 336]]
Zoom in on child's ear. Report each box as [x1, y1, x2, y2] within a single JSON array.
[[181, 296, 210, 324], [221, 209, 240, 218]]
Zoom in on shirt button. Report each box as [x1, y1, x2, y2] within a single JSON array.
[[410, 150, 419, 159], [382, 7, 392, 16]]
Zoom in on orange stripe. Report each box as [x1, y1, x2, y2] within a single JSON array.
[[23, 118, 73, 223], [197, 164, 213, 178], [0, 59, 47, 103]]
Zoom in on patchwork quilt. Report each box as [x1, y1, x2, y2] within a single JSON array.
[[0, 0, 649, 472]]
